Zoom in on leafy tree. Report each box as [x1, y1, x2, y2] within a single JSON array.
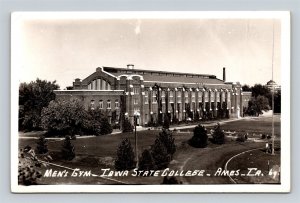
[[41, 98, 91, 136], [19, 79, 59, 131], [150, 138, 170, 170], [138, 149, 156, 172], [189, 124, 208, 148], [114, 138, 135, 171], [211, 123, 225, 144], [122, 117, 133, 133], [251, 84, 272, 106], [274, 90, 281, 113], [157, 129, 176, 158], [36, 135, 48, 154], [246, 95, 270, 116], [242, 84, 251, 92], [61, 136, 75, 161]]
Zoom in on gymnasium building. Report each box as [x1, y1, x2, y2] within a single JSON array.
[[54, 65, 251, 126]]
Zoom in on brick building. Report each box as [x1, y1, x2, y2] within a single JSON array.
[[54, 65, 250, 126]]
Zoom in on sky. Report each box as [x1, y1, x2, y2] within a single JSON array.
[[16, 17, 281, 89]]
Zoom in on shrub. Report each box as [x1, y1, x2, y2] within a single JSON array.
[[114, 138, 136, 171], [211, 123, 225, 144], [158, 129, 176, 158], [236, 134, 246, 142], [188, 124, 208, 148], [150, 138, 170, 170], [163, 115, 170, 129], [122, 117, 133, 133], [18, 146, 48, 185], [36, 135, 48, 154], [100, 117, 113, 135], [267, 135, 272, 139], [61, 136, 75, 161], [261, 134, 266, 139], [138, 149, 156, 172]]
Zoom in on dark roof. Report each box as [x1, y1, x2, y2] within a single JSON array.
[[103, 66, 225, 84]]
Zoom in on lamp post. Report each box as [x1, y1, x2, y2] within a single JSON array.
[[134, 111, 140, 168]]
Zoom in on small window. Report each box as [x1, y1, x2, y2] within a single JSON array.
[[90, 100, 95, 110], [99, 100, 103, 109], [134, 98, 138, 105], [107, 100, 111, 109], [115, 100, 119, 109]]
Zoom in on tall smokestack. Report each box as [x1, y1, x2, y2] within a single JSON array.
[[223, 67, 226, 82]]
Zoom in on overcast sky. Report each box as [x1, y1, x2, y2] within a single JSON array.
[[17, 17, 281, 89]]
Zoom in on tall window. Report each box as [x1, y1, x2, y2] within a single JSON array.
[[134, 87, 139, 94], [185, 91, 189, 103], [162, 91, 165, 103], [99, 100, 103, 109], [115, 100, 119, 109], [145, 91, 148, 104], [192, 92, 195, 102], [169, 90, 174, 103], [153, 90, 157, 103], [107, 100, 111, 109], [134, 98, 138, 105], [177, 91, 181, 103]]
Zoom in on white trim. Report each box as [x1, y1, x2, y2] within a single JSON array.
[[99, 66, 117, 78], [54, 90, 124, 92], [143, 80, 226, 85]]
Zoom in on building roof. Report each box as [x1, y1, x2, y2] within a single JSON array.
[[103, 66, 225, 85]]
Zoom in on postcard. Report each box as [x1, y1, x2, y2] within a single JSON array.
[[11, 11, 290, 193]]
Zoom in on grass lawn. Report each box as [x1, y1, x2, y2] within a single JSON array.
[[226, 148, 281, 184], [18, 115, 281, 185]]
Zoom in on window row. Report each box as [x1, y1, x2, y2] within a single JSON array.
[[90, 100, 119, 110]]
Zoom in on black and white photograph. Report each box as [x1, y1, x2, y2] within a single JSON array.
[[11, 11, 290, 193]]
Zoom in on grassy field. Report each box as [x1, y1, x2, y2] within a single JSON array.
[[19, 115, 281, 185]]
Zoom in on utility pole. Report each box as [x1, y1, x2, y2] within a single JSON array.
[[271, 20, 275, 155]]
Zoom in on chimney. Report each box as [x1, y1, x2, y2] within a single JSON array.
[[127, 64, 134, 69], [223, 67, 226, 82]]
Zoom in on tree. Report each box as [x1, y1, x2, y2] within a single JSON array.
[[61, 136, 75, 161], [19, 79, 59, 131], [138, 149, 156, 172], [122, 117, 133, 133], [189, 124, 208, 148], [36, 135, 48, 154], [211, 123, 225, 144], [150, 138, 170, 170], [41, 98, 91, 137], [246, 95, 270, 116], [100, 117, 113, 135], [242, 84, 251, 92], [157, 129, 176, 158], [274, 90, 281, 113], [114, 138, 135, 171], [251, 84, 272, 107]]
